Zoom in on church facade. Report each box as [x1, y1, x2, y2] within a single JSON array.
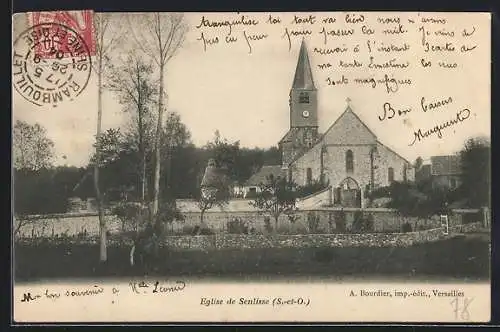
[[273, 39, 415, 208]]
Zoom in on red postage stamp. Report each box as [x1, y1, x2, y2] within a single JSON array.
[[27, 10, 96, 58]]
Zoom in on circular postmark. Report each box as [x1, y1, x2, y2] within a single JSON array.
[[12, 23, 92, 107]]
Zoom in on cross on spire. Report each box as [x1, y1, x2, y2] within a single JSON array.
[[346, 97, 352, 105]]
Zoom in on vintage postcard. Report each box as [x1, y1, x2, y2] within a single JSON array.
[[12, 11, 491, 323]]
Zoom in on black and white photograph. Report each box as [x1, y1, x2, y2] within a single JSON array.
[[12, 11, 491, 322]]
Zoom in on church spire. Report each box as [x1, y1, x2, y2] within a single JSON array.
[[292, 38, 315, 90]]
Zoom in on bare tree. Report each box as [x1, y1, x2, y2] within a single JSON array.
[[127, 13, 188, 218], [13, 120, 55, 171], [108, 54, 157, 206], [92, 13, 124, 262]]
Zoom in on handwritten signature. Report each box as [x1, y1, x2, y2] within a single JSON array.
[[408, 108, 471, 146], [129, 280, 186, 294]]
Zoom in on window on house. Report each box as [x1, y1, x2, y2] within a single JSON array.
[[306, 168, 312, 185], [299, 92, 309, 103], [288, 169, 292, 182], [346, 150, 354, 173], [388, 167, 394, 183], [403, 165, 408, 182], [450, 178, 457, 189]]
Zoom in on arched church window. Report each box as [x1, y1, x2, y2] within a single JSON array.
[[306, 168, 312, 185], [299, 92, 309, 104], [346, 150, 354, 173]]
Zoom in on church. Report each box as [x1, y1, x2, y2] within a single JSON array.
[[243, 39, 415, 208]]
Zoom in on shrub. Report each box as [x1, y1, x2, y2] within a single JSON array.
[[181, 225, 215, 236], [226, 217, 249, 234], [112, 201, 149, 233], [352, 212, 375, 233], [307, 212, 320, 233]]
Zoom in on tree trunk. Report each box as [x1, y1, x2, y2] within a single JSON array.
[[140, 149, 146, 202], [165, 145, 172, 199], [95, 64, 107, 262], [137, 66, 146, 204], [152, 61, 165, 217]]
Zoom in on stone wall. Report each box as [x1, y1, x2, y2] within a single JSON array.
[[14, 213, 122, 238], [15, 209, 482, 238], [16, 223, 484, 251]]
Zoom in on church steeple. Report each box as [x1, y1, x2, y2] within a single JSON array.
[[292, 38, 316, 90], [279, 38, 319, 167], [289, 38, 318, 129]]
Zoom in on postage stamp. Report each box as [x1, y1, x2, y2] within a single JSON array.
[[12, 11, 491, 324], [12, 20, 92, 106], [28, 10, 96, 58]]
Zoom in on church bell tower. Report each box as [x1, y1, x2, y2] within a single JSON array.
[[290, 38, 318, 131], [279, 38, 319, 167]]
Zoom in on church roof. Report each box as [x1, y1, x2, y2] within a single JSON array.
[[292, 39, 315, 90], [286, 105, 411, 166], [244, 165, 286, 186], [201, 158, 227, 188]]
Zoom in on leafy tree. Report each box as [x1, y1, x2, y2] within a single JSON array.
[[14, 167, 86, 215], [13, 120, 55, 171], [459, 137, 490, 208], [204, 130, 241, 182], [235, 146, 281, 185], [250, 174, 299, 231], [161, 112, 192, 199], [413, 156, 424, 170], [89, 128, 141, 201], [386, 181, 450, 231]]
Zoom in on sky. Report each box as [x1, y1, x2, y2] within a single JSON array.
[[13, 11, 491, 167]]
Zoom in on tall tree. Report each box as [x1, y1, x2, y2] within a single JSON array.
[[204, 130, 241, 182], [108, 54, 157, 206], [162, 112, 191, 199], [413, 156, 424, 170], [13, 120, 55, 171], [92, 13, 123, 262], [460, 137, 491, 208], [127, 13, 188, 217]]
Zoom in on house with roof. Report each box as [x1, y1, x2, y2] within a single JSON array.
[[246, 39, 415, 208], [415, 155, 462, 190], [235, 165, 286, 198]]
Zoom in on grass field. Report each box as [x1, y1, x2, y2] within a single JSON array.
[[14, 232, 490, 282]]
